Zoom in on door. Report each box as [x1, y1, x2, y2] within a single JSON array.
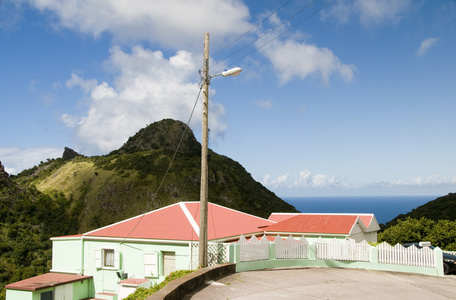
[[163, 252, 175, 276], [55, 284, 72, 300]]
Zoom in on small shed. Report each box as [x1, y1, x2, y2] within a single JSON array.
[[5, 272, 93, 300]]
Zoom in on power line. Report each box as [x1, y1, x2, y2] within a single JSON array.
[[212, 0, 293, 58], [213, 0, 320, 72], [119, 78, 204, 245], [223, 0, 338, 71]]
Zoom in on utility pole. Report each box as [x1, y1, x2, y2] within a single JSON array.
[[199, 32, 210, 268]]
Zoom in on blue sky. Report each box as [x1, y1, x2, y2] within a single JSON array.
[[1, 0, 455, 197]]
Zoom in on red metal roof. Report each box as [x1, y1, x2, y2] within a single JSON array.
[[5, 273, 92, 291], [268, 213, 299, 223], [264, 214, 360, 235], [269, 213, 376, 231], [84, 202, 274, 241]]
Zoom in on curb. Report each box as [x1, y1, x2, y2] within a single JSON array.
[[147, 263, 236, 300]]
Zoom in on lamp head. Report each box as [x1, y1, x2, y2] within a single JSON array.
[[221, 67, 242, 77]]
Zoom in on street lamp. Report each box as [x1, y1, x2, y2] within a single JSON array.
[[199, 32, 242, 268]]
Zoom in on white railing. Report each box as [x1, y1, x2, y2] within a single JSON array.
[[238, 235, 270, 262], [315, 238, 370, 262], [275, 235, 309, 259], [191, 236, 438, 275], [234, 236, 442, 276], [377, 242, 435, 268]]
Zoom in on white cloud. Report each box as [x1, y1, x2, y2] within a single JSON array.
[[321, 0, 413, 27], [377, 175, 456, 187], [355, 0, 413, 26], [292, 169, 342, 189], [29, 0, 252, 50], [261, 169, 456, 196], [255, 100, 273, 109], [262, 170, 343, 190], [259, 38, 356, 85], [0, 146, 62, 174], [416, 37, 438, 57], [66, 73, 98, 94], [262, 172, 289, 188], [62, 46, 227, 154]]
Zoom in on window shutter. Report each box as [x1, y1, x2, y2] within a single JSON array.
[[144, 253, 158, 277], [114, 250, 120, 270], [95, 250, 101, 268]]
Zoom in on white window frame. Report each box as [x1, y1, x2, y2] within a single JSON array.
[[95, 248, 120, 270]]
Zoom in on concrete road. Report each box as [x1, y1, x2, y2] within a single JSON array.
[[184, 267, 456, 299]]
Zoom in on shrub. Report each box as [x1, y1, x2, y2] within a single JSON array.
[[125, 269, 194, 300]]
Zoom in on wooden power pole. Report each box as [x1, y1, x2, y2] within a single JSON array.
[[199, 32, 210, 268]]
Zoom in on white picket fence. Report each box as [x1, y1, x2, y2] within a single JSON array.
[[238, 235, 270, 262], [236, 235, 437, 269], [315, 237, 371, 262], [275, 235, 309, 259], [377, 242, 435, 268]]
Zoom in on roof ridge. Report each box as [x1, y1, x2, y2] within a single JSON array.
[[83, 202, 181, 236], [179, 202, 199, 237]]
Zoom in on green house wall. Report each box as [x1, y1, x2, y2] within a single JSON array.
[[51, 236, 193, 295]]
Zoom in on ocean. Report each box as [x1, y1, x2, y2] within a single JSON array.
[[282, 195, 439, 224]]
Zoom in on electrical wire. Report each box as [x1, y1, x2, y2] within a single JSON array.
[[212, 0, 293, 58], [119, 78, 204, 245], [117, 0, 338, 247], [211, 0, 320, 73], [223, 0, 338, 71]]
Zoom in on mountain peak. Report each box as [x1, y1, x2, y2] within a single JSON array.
[[0, 161, 12, 188], [117, 119, 200, 155], [62, 147, 82, 160]]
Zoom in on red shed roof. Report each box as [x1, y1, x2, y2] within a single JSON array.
[[268, 213, 377, 231], [83, 202, 274, 241], [5, 273, 92, 292], [264, 214, 360, 235]]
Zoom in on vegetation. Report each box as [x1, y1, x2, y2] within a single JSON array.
[[124, 269, 194, 300], [383, 193, 456, 229], [378, 193, 456, 250], [378, 217, 456, 251], [3, 118, 454, 299], [0, 119, 298, 299], [0, 163, 80, 300]]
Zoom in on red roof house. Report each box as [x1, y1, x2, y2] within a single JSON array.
[[266, 213, 380, 242], [6, 202, 381, 300]]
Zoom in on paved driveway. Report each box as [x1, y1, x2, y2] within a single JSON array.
[[184, 267, 456, 299]]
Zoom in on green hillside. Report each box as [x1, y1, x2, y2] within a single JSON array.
[[383, 193, 456, 229], [15, 119, 297, 232], [0, 118, 298, 298], [0, 162, 79, 300], [378, 193, 456, 251]]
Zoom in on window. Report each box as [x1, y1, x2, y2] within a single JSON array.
[[104, 249, 115, 267], [95, 248, 120, 269]]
